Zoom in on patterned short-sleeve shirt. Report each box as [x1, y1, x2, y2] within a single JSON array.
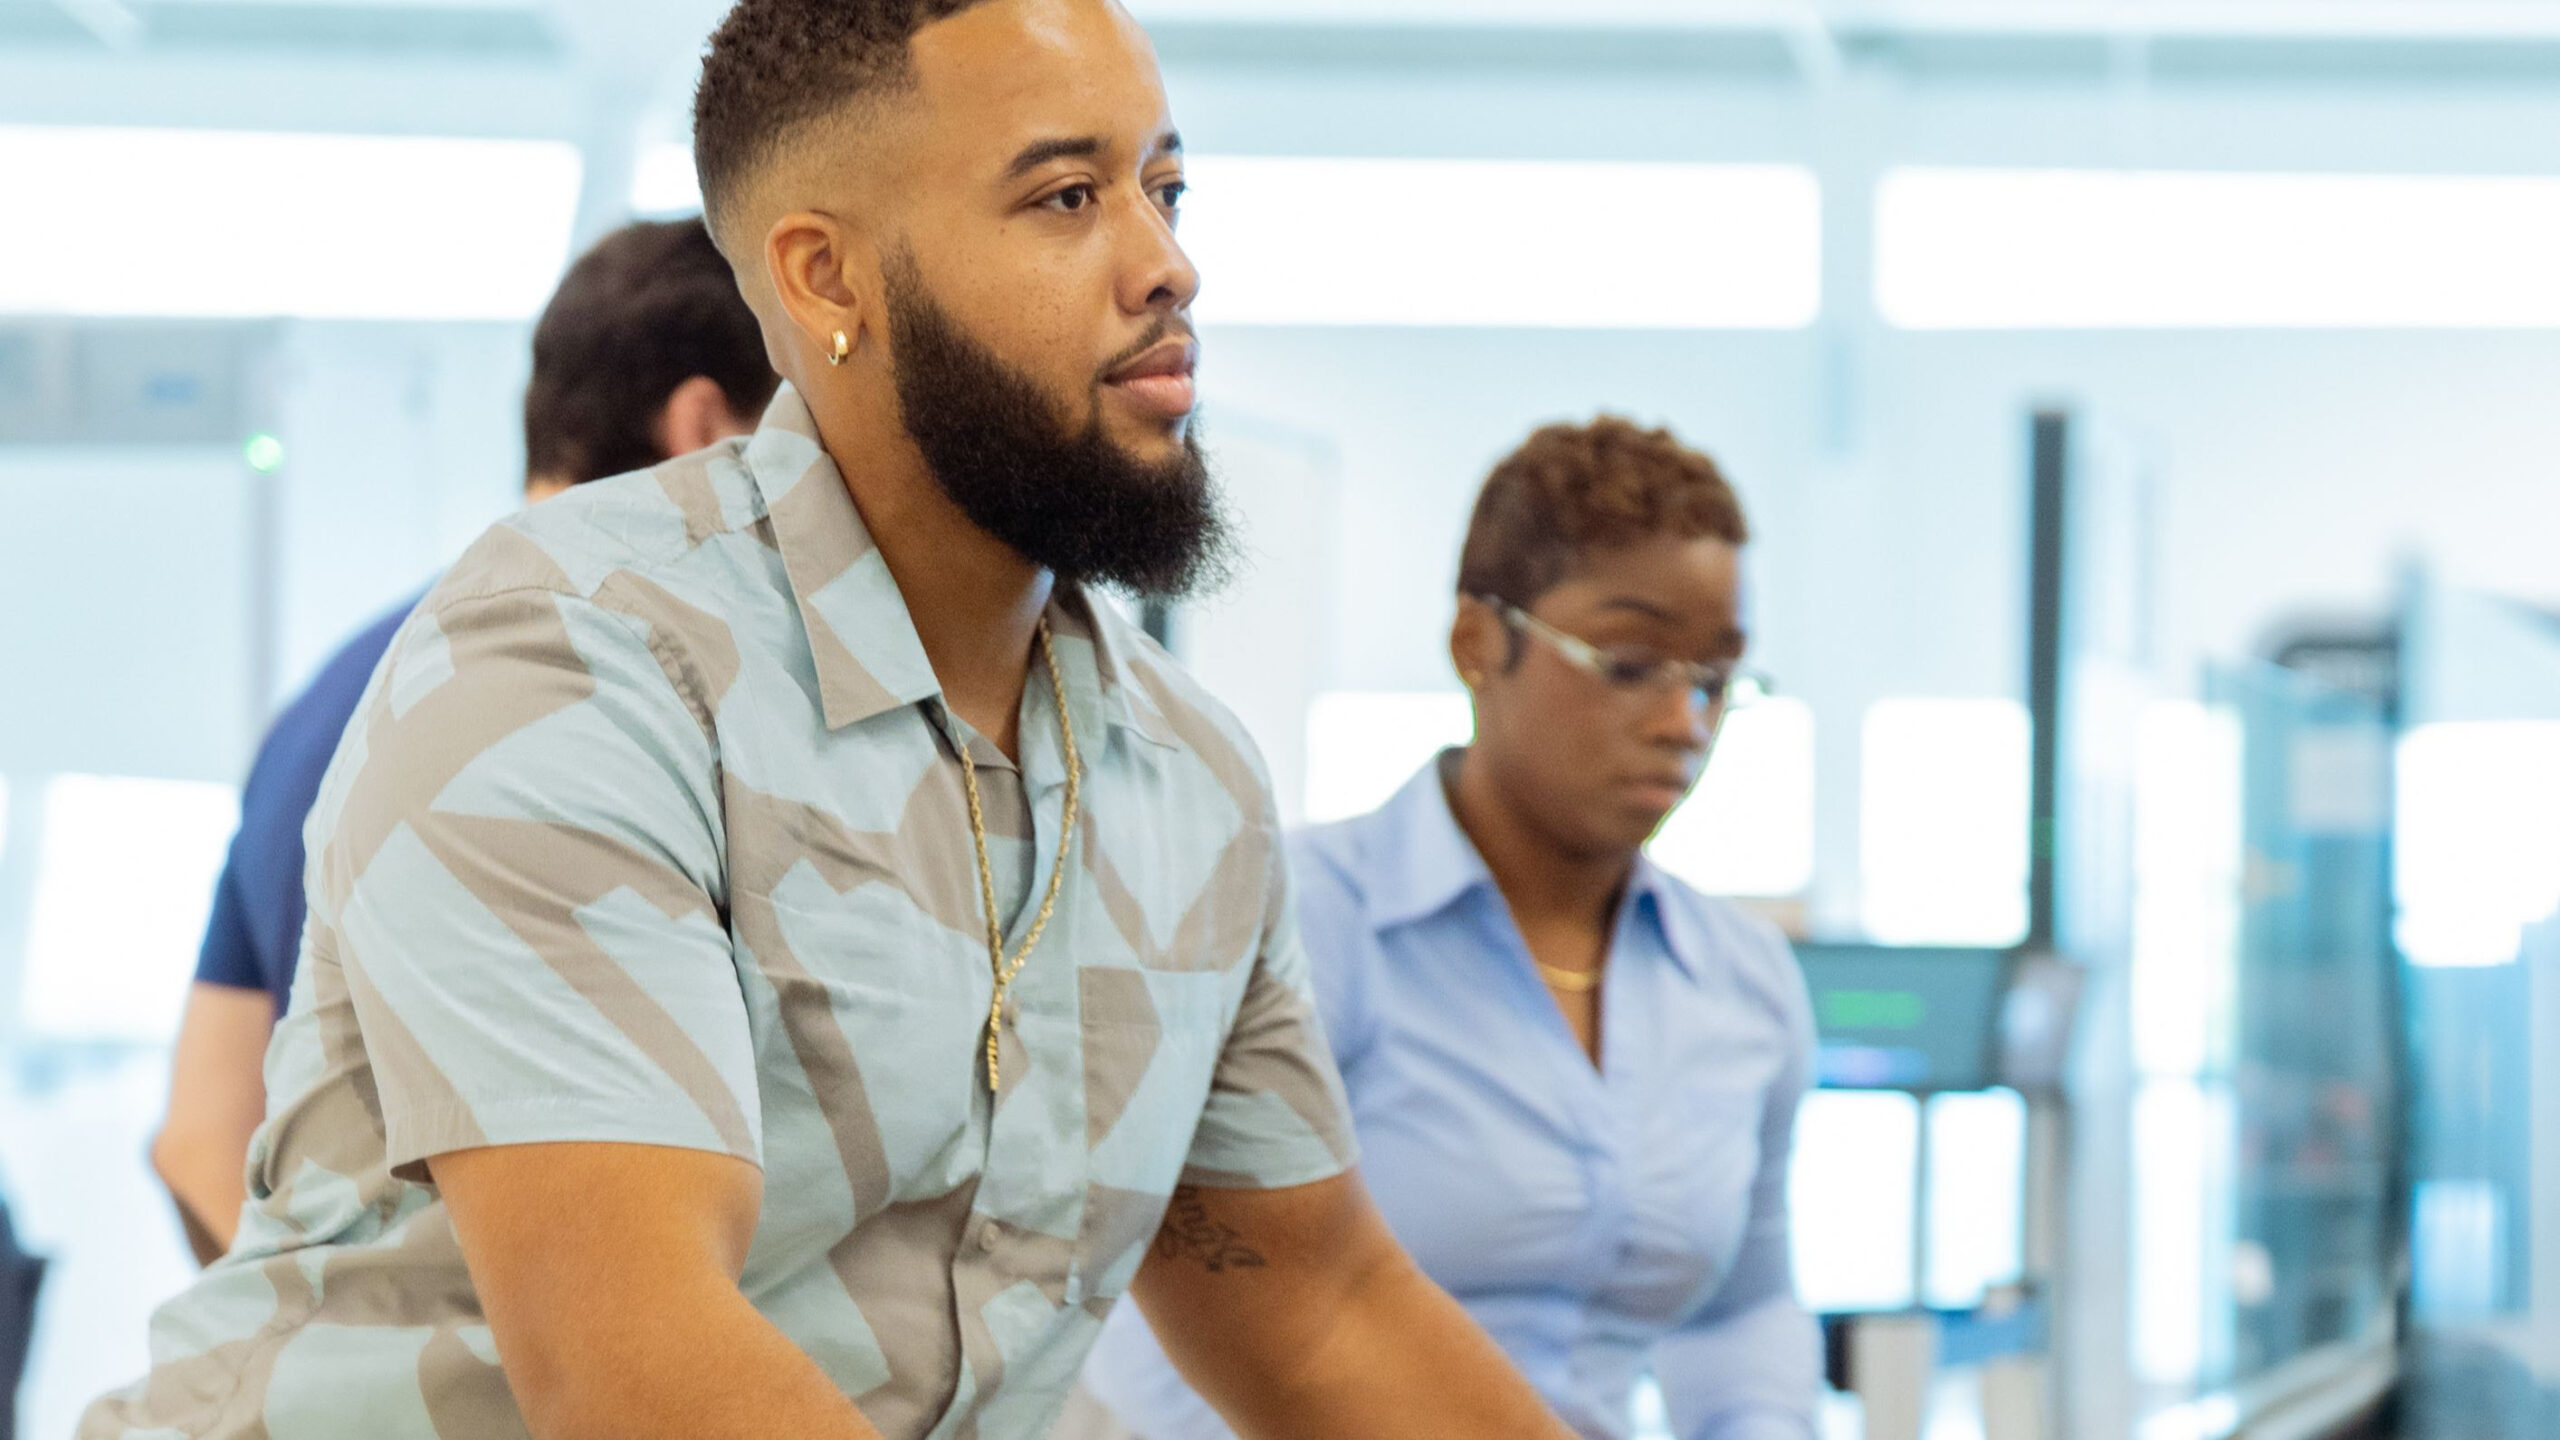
[[82, 385, 1358, 1440]]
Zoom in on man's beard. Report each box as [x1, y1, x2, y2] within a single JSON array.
[[884, 259, 1231, 601]]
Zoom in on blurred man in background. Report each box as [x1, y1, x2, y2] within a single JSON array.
[[149, 216, 779, 1263]]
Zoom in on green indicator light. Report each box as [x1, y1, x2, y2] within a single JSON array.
[[244, 433, 286, 474], [1819, 989, 1928, 1031]]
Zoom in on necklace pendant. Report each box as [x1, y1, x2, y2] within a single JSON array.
[[960, 618, 1083, 1108]]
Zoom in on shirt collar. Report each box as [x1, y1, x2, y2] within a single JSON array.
[[1044, 591, 1182, 752], [1363, 749, 1709, 982], [1624, 850, 1710, 983], [742, 385, 938, 729], [742, 383, 1178, 751], [1364, 751, 1500, 930]]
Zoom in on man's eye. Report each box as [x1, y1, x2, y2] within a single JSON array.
[[1045, 185, 1097, 213], [1156, 180, 1188, 210]]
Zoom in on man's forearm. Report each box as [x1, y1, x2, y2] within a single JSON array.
[[1134, 1181, 1574, 1440], [510, 1283, 886, 1440], [1261, 1250, 1574, 1440], [435, 1143, 873, 1440]]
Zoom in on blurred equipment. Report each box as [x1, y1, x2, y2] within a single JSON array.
[[1798, 945, 2011, 1093], [0, 1194, 43, 1440], [2394, 575, 2560, 1440]]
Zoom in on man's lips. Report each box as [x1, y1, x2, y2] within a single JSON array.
[[1104, 339, 1198, 420]]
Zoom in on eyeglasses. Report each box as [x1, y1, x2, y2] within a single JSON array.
[[1479, 596, 1772, 714]]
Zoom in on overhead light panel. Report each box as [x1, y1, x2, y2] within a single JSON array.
[[1183, 157, 1822, 330], [1879, 167, 2560, 329], [0, 126, 583, 321], [629, 148, 1822, 330]]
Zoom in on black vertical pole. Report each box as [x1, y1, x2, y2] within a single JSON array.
[[2026, 409, 2071, 955]]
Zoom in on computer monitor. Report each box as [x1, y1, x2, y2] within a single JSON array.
[[1796, 944, 2014, 1093]]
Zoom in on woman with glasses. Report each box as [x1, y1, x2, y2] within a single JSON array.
[[1075, 417, 1820, 1440]]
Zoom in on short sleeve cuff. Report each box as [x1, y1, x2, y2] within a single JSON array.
[[385, 1095, 762, 1185], [1178, 1089, 1359, 1191]]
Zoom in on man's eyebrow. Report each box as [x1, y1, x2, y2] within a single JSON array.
[[1005, 135, 1106, 180], [1153, 129, 1184, 159]]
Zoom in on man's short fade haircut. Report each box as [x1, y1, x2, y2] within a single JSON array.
[[693, 0, 996, 247], [1457, 416, 1750, 608], [524, 217, 779, 487]]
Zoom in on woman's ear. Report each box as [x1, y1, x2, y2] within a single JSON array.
[[1451, 599, 1503, 692]]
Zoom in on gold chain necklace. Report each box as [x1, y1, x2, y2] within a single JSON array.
[[1535, 961, 1604, 994], [955, 617, 1082, 1093]]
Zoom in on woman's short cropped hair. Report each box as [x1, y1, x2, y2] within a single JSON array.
[[1456, 416, 1749, 607]]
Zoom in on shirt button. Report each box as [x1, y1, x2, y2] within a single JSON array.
[[977, 1222, 1002, 1253]]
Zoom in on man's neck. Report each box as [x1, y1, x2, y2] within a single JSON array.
[[1445, 750, 1631, 939], [811, 392, 1051, 760]]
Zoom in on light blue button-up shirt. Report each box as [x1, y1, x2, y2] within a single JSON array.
[[82, 387, 1356, 1440], [1083, 753, 1821, 1440]]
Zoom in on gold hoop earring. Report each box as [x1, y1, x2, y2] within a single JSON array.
[[827, 330, 851, 367]]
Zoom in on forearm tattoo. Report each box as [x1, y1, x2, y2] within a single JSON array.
[[1153, 1187, 1267, 1273]]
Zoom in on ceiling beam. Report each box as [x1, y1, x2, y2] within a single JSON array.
[[49, 0, 145, 49], [1824, 0, 2560, 42], [1783, 0, 1844, 89], [1127, 0, 2560, 43]]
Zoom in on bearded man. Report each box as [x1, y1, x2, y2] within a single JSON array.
[[80, 3, 1578, 1439]]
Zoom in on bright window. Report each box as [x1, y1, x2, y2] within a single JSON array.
[[630, 140, 703, 218], [2131, 1078, 2233, 1388], [1302, 691, 1473, 825], [0, 126, 582, 320], [1878, 167, 2560, 329], [2396, 721, 2560, 967], [21, 775, 239, 1043], [1791, 1089, 1921, 1313], [2130, 701, 2245, 1077], [1860, 698, 2031, 947], [1924, 1088, 2028, 1310], [1649, 697, 1816, 897], [1178, 157, 1821, 329]]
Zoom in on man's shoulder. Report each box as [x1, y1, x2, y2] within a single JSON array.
[[429, 440, 768, 615], [1086, 601, 1280, 815], [261, 599, 415, 768], [1285, 811, 1378, 904]]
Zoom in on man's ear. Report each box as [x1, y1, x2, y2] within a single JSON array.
[[765, 208, 876, 378], [653, 376, 755, 461]]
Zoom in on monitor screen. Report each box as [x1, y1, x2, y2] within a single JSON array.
[[1796, 944, 2013, 1092]]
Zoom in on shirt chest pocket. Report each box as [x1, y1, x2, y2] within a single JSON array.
[[1073, 965, 1233, 1299]]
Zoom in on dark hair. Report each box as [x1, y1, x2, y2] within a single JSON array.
[[1457, 416, 1750, 606], [522, 217, 778, 486], [692, 0, 992, 245]]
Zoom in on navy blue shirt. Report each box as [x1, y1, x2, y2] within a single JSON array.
[[194, 596, 422, 1015]]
